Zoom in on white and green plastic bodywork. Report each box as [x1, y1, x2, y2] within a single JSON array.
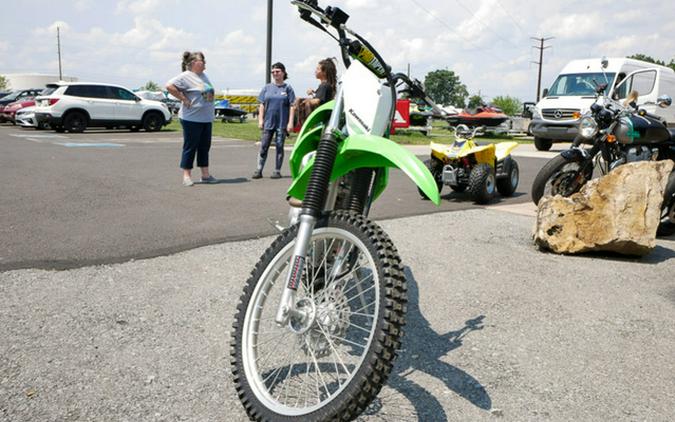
[[287, 62, 440, 206]]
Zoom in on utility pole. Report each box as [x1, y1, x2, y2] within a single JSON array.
[[266, 0, 273, 84], [531, 36, 553, 102], [57, 26, 63, 80]]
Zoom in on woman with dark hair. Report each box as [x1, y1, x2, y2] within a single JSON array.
[[166, 51, 216, 186], [307, 58, 338, 107], [294, 58, 338, 130], [253, 62, 296, 179]]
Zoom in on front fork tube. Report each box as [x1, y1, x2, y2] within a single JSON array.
[[275, 84, 345, 326], [275, 213, 317, 325]]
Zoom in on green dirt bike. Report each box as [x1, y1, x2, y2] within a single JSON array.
[[230, 1, 440, 421]]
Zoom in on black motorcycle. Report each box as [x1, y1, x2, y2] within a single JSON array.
[[531, 75, 675, 235]]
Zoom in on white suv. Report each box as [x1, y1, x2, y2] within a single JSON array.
[[34, 82, 172, 133]]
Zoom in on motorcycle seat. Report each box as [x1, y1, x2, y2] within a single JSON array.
[[669, 128, 675, 141]]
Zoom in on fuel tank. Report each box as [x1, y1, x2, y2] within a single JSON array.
[[615, 115, 670, 144]]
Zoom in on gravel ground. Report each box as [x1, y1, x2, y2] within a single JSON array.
[[1, 209, 674, 422]]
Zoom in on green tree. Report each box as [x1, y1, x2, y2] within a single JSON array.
[[627, 54, 675, 72], [467, 94, 483, 109], [423, 69, 468, 108], [0, 75, 8, 91], [491, 95, 522, 116], [141, 80, 160, 91]]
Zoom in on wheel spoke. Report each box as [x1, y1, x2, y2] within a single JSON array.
[[315, 320, 353, 375], [345, 284, 376, 304]]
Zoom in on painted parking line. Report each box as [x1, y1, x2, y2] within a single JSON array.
[[10, 133, 69, 139], [57, 142, 125, 148]]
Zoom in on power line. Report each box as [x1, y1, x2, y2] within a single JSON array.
[[531, 36, 553, 102], [408, 0, 509, 62], [495, 0, 527, 36], [452, 0, 520, 49]]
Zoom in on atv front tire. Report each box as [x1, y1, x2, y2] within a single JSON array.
[[468, 163, 496, 204]]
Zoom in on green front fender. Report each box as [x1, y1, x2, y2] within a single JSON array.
[[289, 100, 335, 178], [287, 133, 441, 205]]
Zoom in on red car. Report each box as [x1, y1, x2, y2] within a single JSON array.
[[0, 98, 36, 124], [0, 89, 43, 123]]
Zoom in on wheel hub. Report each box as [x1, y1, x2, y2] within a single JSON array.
[[288, 298, 316, 335], [551, 170, 581, 196], [299, 286, 350, 357]]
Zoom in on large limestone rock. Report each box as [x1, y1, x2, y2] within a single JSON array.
[[534, 160, 674, 256]]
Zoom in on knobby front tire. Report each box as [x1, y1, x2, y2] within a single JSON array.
[[230, 211, 407, 421]]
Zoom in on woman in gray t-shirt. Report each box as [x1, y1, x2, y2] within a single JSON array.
[[166, 51, 216, 187]]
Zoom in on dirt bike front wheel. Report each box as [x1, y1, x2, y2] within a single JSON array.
[[230, 211, 406, 421]]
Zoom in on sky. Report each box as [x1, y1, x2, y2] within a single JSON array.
[[1, 0, 674, 104]]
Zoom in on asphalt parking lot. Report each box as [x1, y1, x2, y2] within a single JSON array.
[[1, 125, 674, 421], [0, 125, 548, 271]]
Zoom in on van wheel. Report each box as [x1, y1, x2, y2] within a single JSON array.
[[534, 137, 553, 151], [64, 112, 87, 133], [143, 112, 163, 132]]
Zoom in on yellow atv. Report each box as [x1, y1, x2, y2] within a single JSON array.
[[418, 125, 520, 203]]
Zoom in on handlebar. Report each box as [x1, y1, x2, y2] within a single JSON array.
[[638, 108, 664, 122], [291, 0, 391, 80]]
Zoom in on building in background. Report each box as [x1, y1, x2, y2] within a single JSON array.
[[2, 73, 78, 90]]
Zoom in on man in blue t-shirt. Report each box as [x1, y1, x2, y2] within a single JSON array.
[[253, 62, 296, 179]]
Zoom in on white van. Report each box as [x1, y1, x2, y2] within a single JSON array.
[[530, 57, 675, 150]]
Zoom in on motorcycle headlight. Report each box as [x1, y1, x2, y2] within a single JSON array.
[[579, 116, 598, 139]]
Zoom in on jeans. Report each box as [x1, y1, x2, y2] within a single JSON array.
[[180, 119, 212, 169], [257, 129, 286, 171]]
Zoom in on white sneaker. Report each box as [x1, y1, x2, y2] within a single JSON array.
[[183, 178, 194, 187]]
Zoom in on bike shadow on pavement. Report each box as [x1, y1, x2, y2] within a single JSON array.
[[361, 266, 491, 421]]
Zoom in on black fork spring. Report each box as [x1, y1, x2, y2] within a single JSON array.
[[302, 132, 339, 217], [346, 168, 374, 214]]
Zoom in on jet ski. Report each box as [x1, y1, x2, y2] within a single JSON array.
[[214, 99, 248, 123], [446, 104, 509, 127]]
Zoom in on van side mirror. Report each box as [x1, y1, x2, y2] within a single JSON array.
[[542, 88, 549, 98], [657, 95, 672, 108]]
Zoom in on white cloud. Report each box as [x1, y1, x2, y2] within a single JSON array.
[[3, 1, 675, 100], [75, 0, 93, 12], [595, 34, 662, 57], [33, 21, 71, 37], [116, 0, 162, 15], [540, 13, 599, 40], [346, 0, 380, 9]]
